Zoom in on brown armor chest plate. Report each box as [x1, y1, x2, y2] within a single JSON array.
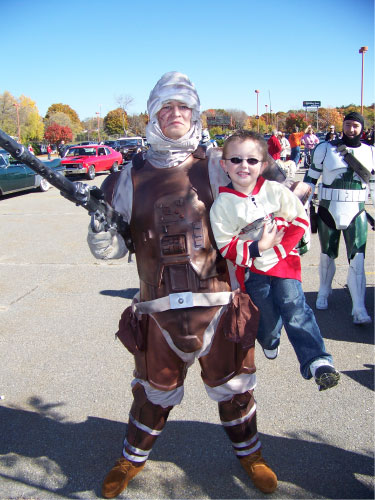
[[130, 154, 230, 300]]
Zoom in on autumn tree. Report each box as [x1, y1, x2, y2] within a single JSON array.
[[45, 103, 82, 138], [104, 108, 127, 136], [318, 108, 344, 132], [226, 109, 248, 129], [115, 94, 134, 134], [44, 123, 72, 145], [45, 103, 80, 124], [0, 91, 18, 136], [127, 113, 149, 136], [45, 111, 73, 129], [285, 113, 309, 133]]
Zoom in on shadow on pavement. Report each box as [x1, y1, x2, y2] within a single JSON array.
[[100, 288, 139, 299], [305, 287, 374, 344], [0, 397, 373, 499], [341, 363, 374, 391]]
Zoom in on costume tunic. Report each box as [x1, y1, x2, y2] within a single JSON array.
[[103, 149, 257, 393]]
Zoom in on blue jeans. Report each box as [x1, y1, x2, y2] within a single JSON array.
[[244, 272, 333, 379], [290, 146, 300, 166]]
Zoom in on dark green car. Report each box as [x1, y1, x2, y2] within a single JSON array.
[[0, 150, 66, 196]]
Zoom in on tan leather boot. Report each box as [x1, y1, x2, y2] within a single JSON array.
[[240, 449, 277, 493], [101, 458, 145, 499]]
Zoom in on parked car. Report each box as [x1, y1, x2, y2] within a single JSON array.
[[115, 137, 147, 163], [0, 154, 66, 196], [61, 144, 122, 179], [103, 140, 119, 149]]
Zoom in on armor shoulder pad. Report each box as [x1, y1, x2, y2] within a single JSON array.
[[132, 152, 146, 171], [100, 171, 122, 205]]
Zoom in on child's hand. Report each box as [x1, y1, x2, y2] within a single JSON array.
[[258, 222, 285, 253]]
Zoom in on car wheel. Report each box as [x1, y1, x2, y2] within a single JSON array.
[[111, 161, 119, 173], [39, 178, 50, 192], [87, 165, 96, 180]]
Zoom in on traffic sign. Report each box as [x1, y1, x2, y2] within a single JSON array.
[[303, 101, 321, 107]]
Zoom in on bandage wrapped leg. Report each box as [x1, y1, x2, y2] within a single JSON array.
[[347, 253, 371, 324], [218, 391, 277, 493], [101, 383, 173, 498], [316, 253, 336, 310]]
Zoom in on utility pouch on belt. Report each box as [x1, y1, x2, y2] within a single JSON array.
[[219, 290, 259, 349], [116, 306, 146, 354]]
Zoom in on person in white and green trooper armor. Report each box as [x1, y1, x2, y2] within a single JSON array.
[[304, 112, 375, 325]]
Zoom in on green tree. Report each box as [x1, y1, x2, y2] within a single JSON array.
[[104, 108, 126, 135]]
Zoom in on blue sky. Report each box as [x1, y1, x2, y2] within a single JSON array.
[[2, 0, 374, 121]]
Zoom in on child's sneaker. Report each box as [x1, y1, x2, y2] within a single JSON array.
[[263, 346, 279, 360], [314, 366, 340, 391]]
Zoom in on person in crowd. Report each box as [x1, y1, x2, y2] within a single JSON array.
[[278, 132, 290, 161], [199, 128, 216, 150], [58, 140, 67, 158], [87, 72, 278, 498], [304, 112, 375, 324], [301, 126, 319, 168], [210, 130, 340, 393], [288, 127, 305, 167], [267, 130, 282, 160], [325, 125, 339, 142], [47, 144, 52, 160], [27, 144, 34, 154]]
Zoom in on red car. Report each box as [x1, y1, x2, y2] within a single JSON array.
[[61, 144, 123, 180]]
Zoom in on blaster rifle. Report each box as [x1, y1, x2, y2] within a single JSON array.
[[0, 129, 132, 244]]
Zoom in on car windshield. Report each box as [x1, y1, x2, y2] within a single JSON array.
[[118, 139, 139, 147], [66, 147, 96, 157], [0, 154, 7, 167]]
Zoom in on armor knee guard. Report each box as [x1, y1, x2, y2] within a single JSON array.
[[316, 253, 336, 310], [124, 383, 173, 463], [347, 253, 371, 324], [218, 391, 260, 458]]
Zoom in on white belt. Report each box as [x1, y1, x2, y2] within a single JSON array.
[[134, 291, 234, 314], [320, 187, 366, 202]]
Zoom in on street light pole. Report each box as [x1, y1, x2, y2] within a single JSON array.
[[265, 104, 268, 126], [255, 90, 260, 132], [359, 46, 368, 115], [13, 102, 21, 142], [96, 112, 101, 143]]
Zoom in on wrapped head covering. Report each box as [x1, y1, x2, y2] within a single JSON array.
[[145, 71, 202, 167], [343, 111, 364, 147]]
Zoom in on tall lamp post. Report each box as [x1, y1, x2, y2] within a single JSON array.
[[96, 112, 101, 143], [265, 104, 268, 126], [359, 46, 368, 115], [13, 102, 21, 142], [255, 90, 260, 132]]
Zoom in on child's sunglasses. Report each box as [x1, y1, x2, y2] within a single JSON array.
[[223, 157, 262, 165]]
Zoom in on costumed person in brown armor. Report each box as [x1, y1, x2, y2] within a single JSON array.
[[88, 71, 278, 497]]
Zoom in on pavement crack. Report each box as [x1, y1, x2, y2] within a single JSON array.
[[10, 285, 39, 305]]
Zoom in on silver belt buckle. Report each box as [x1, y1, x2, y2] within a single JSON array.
[[169, 292, 194, 309]]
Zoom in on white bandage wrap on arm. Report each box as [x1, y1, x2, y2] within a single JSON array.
[[87, 225, 128, 260]]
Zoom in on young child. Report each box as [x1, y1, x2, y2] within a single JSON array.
[[210, 131, 340, 391]]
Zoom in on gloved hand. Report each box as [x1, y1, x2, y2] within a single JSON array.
[[87, 224, 128, 260]]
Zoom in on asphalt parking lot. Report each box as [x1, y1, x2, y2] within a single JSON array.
[[0, 167, 374, 499]]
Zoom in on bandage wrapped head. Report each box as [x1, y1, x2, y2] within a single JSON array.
[[145, 72, 202, 166]]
